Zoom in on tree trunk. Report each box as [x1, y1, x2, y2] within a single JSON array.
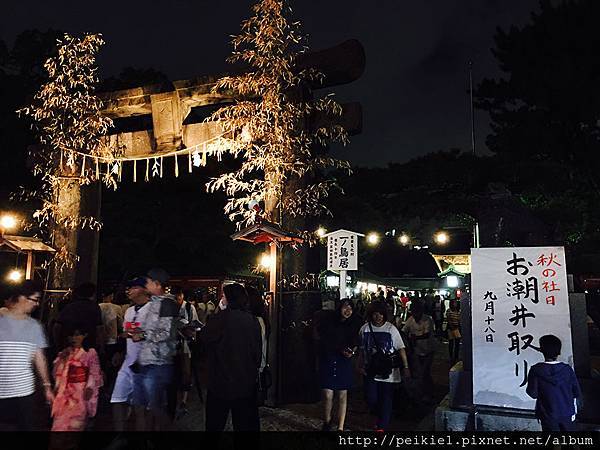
[[50, 177, 81, 290]]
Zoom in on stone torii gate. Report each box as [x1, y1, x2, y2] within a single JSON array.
[[100, 39, 363, 156], [54, 38, 364, 405], [61, 39, 365, 288]]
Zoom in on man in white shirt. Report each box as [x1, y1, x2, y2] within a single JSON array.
[[110, 277, 151, 431]]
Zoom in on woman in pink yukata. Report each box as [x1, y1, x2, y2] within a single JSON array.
[[51, 327, 103, 431]]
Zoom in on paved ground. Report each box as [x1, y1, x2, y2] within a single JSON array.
[[91, 338, 452, 432], [4, 331, 599, 432]]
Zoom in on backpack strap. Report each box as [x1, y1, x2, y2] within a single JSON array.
[[368, 322, 384, 353]]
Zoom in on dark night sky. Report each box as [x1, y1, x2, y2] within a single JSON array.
[[2, 0, 540, 167]]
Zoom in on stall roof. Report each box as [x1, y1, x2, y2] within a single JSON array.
[[0, 235, 56, 253], [230, 221, 303, 244], [438, 265, 466, 277]]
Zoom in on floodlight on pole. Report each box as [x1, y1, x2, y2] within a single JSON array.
[[399, 234, 410, 245]]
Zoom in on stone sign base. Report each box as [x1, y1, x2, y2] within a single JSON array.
[[439, 359, 600, 431], [435, 396, 541, 431], [437, 374, 600, 431]]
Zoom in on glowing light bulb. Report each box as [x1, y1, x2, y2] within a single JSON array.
[[7, 269, 23, 283], [366, 233, 380, 246], [0, 214, 17, 231], [435, 232, 449, 245], [259, 254, 273, 270]]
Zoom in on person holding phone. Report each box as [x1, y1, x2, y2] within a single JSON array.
[[109, 277, 151, 431], [315, 298, 362, 431]]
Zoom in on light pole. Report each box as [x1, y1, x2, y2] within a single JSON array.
[[0, 214, 27, 282]]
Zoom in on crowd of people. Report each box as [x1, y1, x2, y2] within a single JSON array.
[[1, 279, 578, 433], [313, 289, 462, 432], [0, 271, 266, 432], [0, 278, 463, 433], [313, 288, 581, 433]]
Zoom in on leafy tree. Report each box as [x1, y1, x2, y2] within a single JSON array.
[[18, 33, 117, 274], [475, 0, 600, 184], [474, 0, 600, 252], [207, 0, 350, 228]]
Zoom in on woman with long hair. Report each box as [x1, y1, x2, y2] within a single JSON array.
[[315, 298, 361, 431]]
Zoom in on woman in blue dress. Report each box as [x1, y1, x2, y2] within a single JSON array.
[[316, 298, 362, 431]]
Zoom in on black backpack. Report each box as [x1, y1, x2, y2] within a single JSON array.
[[366, 322, 394, 379]]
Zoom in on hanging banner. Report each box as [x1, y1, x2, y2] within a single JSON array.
[[325, 230, 362, 271], [471, 247, 573, 409]]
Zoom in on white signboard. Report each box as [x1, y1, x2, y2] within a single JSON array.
[[471, 247, 573, 409], [326, 230, 360, 271]]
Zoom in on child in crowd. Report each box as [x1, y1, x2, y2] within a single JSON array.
[[51, 327, 103, 431], [526, 334, 581, 431]]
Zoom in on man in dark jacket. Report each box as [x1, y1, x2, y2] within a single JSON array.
[[199, 283, 262, 431], [526, 334, 581, 431]]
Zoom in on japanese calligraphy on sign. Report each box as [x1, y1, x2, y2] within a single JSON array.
[[325, 229, 362, 271], [471, 247, 573, 410]]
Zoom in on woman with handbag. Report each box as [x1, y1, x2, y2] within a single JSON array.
[[315, 298, 361, 431], [358, 301, 410, 431]]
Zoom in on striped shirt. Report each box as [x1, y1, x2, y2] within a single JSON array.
[[0, 315, 48, 399], [446, 310, 461, 329]]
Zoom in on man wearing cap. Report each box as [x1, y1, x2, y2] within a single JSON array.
[[110, 277, 150, 431], [133, 268, 179, 431]]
